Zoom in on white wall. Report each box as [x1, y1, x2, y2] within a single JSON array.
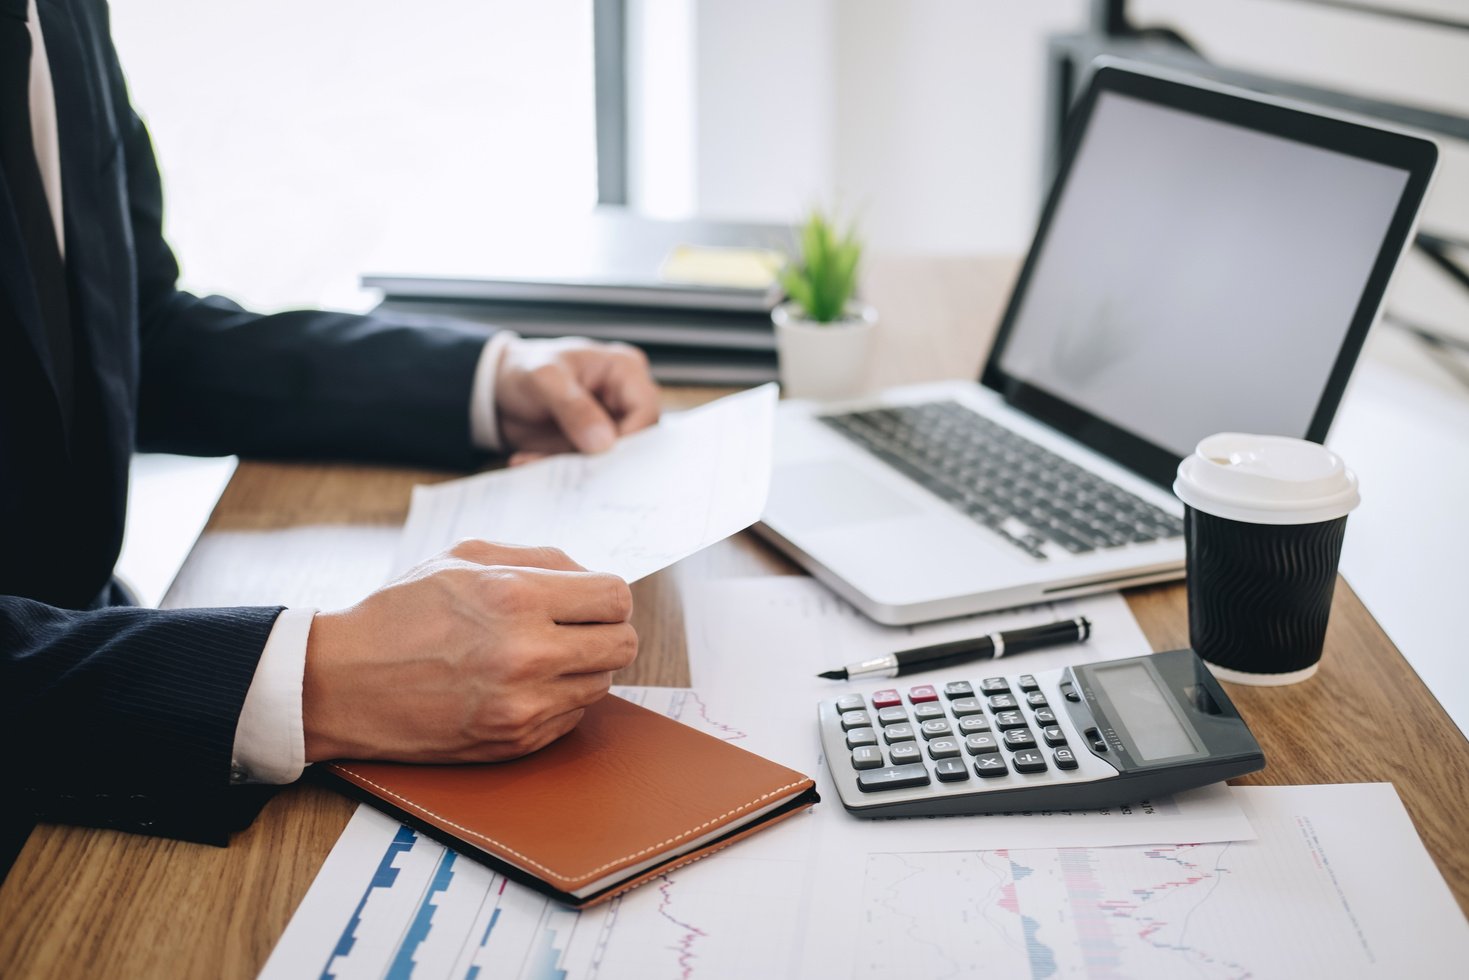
[[672, 0, 1467, 265], [633, 0, 1087, 251], [830, 1, 1087, 253]]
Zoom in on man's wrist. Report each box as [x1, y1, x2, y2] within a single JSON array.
[[469, 332, 518, 452], [230, 607, 314, 784]]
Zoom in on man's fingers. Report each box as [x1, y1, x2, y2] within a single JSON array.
[[530, 569, 633, 624], [446, 539, 585, 572], [508, 450, 556, 467], [550, 621, 639, 674], [554, 669, 621, 707], [532, 362, 617, 453], [597, 345, 661, 436], [611, 369, 661, 436]]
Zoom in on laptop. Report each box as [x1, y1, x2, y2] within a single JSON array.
[[757, 63, 1437, 625]]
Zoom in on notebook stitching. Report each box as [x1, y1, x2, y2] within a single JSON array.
[[330, 765, 810, 885]]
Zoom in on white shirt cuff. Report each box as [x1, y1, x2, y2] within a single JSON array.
[[470, 332, 517, 452], [230, 607, 314, 785]]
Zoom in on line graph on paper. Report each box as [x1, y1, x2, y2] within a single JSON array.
[[856, 814, 1381, 980], [261, 687, 812, 980]]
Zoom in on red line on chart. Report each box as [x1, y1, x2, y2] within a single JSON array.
[[656, 875, 709, 980], [678, 691, 749, 741]]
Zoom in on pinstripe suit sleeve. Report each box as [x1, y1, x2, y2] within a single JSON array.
[[1, 596, 285, 844]]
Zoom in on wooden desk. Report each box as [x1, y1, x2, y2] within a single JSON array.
[[2, 256, 1466, 978]]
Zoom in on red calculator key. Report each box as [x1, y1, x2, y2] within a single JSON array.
[[870, 689, 903, 709], [908, 684, 939, 704]]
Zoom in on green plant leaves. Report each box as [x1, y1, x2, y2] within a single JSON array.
[[780, 209, 863, 323]]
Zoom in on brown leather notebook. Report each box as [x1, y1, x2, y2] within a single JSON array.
[[318, 693, 819, 908]]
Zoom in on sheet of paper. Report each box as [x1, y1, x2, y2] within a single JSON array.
[[163, 525, 399, 611], [392, 384, 777, 581], [799, 783, 1469, 979], [116, 453, 237, 607], [683, 577, 1252, 851], [260, 686, 824, 980]]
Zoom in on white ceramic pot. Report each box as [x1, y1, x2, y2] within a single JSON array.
[[771, 301, 878, 400]]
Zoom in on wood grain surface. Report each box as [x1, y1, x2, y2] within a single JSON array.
[[2, 254, 1464, 979]]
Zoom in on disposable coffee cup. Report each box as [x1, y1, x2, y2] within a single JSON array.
[[1173, 433, 1359, 686]]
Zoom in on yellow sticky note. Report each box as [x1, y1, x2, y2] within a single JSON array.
[[659, 245, 786, 289]]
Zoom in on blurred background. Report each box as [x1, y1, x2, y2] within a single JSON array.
[[111, 0, 1469, 731], [113, 0, 1466, 323]]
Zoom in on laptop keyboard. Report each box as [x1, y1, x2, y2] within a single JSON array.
[[820, 401, 1184, 561]]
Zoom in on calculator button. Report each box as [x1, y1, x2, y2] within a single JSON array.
[[884, 724, 916, 744], [889, 742, 923, 764], [850, 746, 884, 770], [835, 694, 867, 713], [857, 764, 932, 792], [908, 685, 939, 704], [993, 711, 1028, 730], [877, 706, 911, 726], [964, 733, 1000, 754], [871, 689, 903, 709], [943, 681, 975, 699], [875, 705, 910, 728], [927, 737, 961, 760], [1012, 750, 1048, 774], [1032, 708, 1058, 725], [980, 677, 1010, 694], [987, 694, 1018, 711], [1041, 726, 1067, 746], [1017, 674, 1039, 692], [846, 728, 879, 748], [1061, 682, 1081, 702], [840, 711, 873, 731], [972, 753, 1008, 777], [1002, 728, 1037, 750], [957, 715, 993, 734], [949, 697, 985, 717], [934, 758, 970, 782], [920, 719, 953, 739], [1025, 692, 1049, 709], [912, 702, 947, 721], [1053, 747, 1079, 770], [1084, 727, 1108, 752]]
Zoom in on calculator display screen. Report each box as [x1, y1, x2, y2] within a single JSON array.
[[1091, 662, 1198, 761]]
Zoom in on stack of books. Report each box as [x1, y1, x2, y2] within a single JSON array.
[[366, 211, 794, 386]]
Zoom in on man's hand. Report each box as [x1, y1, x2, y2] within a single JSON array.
[[301, 540, 637, 764], [494, 337, 660, 464]]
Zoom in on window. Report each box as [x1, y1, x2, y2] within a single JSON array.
[[110, 0, 599, 311]]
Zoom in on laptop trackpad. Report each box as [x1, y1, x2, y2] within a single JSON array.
[[768, 461, 919, 531]]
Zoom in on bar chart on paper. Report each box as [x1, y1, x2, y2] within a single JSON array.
[[850, 784, 1467, 979], [260, 688, 816, 980]]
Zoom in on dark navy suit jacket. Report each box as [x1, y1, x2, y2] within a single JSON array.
[[1, 0, 495, 849]]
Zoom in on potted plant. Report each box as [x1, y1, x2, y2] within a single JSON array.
[[773, 209, 878, 400]]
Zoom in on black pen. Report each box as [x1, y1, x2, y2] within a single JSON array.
[[816, 616, 1092, 680]]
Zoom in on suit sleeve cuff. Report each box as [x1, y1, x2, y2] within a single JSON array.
[[469, 332, 518, 453], [230, 607, 314, 784]]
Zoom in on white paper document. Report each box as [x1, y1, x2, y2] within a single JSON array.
[[392, 384, 776, 581], [264, 763, 1466, 978], [804, 783, 1469, 979], [683, 577, 1251, 851], [116, 453, 237, 607], [163, 525, 400, 611]]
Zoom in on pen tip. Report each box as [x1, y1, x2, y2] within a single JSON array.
[[817, 670, 847, 680]]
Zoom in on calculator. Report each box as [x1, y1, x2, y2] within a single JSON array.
[[817, 648, 1265, 817]]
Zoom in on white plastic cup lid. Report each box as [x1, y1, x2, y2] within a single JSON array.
[[1173, 432, 1359, 525]]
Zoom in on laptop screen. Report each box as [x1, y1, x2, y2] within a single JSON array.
[[982, 67, 1436, 486]]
